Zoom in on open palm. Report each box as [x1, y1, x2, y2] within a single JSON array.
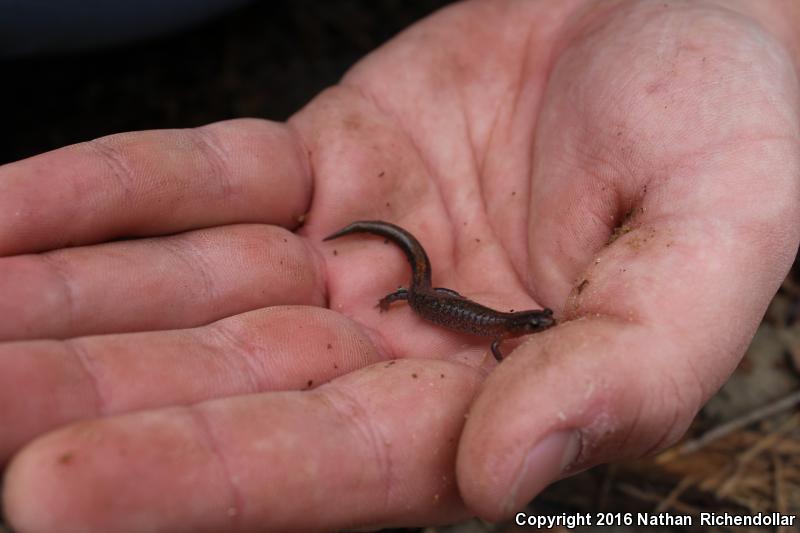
[[3, 1, 799, 531]]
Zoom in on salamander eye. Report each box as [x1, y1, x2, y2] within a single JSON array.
[[526, 310, 555, 331]]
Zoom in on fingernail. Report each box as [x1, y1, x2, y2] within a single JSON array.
[[502, 430, 580, 514]]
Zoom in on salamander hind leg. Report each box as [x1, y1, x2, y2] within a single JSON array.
[[378, 288, 409, 312], [491, 339, 504, 361]]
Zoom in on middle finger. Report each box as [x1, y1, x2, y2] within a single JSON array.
[[0, 305, 380, 463]]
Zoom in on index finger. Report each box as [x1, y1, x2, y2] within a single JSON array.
[[0, 118, 311, 256], [4, 359, 481, 532]]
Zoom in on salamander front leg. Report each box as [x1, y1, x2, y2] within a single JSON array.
[[491, 339, 504, 361], [378, 288, 409, 312]]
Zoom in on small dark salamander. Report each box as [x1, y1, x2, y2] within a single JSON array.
[[324, 220, 555, 360]]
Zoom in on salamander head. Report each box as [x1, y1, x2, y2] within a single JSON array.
[[506, 308, 555, 336]]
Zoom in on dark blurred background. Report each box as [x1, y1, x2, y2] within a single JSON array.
[[1, 0, 455, 164]]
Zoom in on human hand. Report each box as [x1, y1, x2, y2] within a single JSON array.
[[3, 0, 800, 531]]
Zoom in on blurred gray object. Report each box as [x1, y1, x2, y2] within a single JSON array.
[[1, 0, 253, 57]]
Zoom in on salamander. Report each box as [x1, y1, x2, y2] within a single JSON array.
[[324, 220, 555, 360]]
